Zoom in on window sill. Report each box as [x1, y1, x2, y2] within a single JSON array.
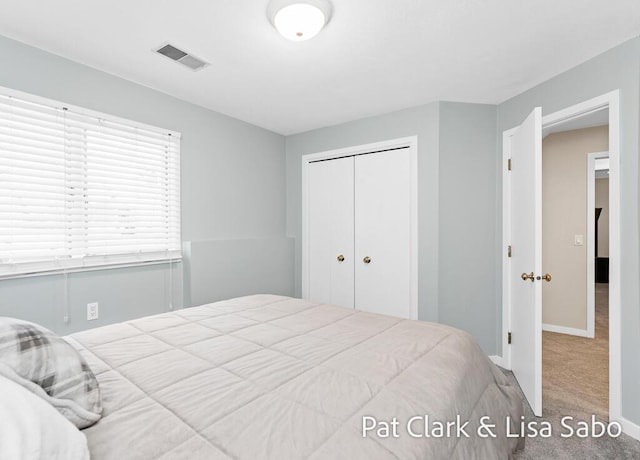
[[0, 258, 182, 281]]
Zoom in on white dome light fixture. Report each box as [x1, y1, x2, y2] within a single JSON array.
[[267, 0, 332, 42]]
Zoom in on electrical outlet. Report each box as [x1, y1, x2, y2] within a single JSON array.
[[87, 302, 99, 321]]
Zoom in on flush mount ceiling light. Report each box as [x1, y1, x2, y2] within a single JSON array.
[[267, 0, 332, 41]]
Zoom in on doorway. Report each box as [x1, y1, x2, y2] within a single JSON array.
[[501, 90, 621, 426], [541, 124, 610, 420]]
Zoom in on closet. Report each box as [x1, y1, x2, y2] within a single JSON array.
[[302, 138, 417, 319]]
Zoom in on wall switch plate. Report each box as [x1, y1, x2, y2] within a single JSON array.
[[574, 234, 584, 246], [87, 302, 99, 321]]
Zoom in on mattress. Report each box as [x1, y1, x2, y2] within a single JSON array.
[[67, 295, 524, 459]]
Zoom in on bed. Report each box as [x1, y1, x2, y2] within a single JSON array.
[[65, 294, 524, 459]]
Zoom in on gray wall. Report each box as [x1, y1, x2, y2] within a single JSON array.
[[184, 238, 294, 306], [438, 102, 499, 353], [0, 35, 289, 334], [497, 37, 640, 424], [0, 264, 182, 334], [285, 101, 500, 354]]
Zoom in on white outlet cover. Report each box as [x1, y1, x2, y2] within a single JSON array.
[[87, 302, 99, 321]]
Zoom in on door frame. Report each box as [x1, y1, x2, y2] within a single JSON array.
[[501, 90, 620, 423], [301, 136, 419, 319], [587, 151, 609, 339]]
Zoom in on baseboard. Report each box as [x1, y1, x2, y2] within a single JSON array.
[[619, 416, 640, 441], [489, 355, 506, 368], [542, 323, 591, 338]]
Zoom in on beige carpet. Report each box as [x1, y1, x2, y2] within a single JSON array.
[[511, 283, 640, 459], [542, 282, 609, 419]]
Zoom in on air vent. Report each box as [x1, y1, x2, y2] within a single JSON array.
[[155, 43, 209, 71]]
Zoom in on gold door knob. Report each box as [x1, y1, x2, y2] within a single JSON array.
[[540, 273, 552, 282], [363, 256, 371, 264], [521, 272, 535, 282], [337, 254, 345, 262]]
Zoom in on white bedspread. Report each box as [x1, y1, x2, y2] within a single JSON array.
[[67, 295, 523, 459]]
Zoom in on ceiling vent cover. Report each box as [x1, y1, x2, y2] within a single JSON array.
[[155, 44, 209, 71]]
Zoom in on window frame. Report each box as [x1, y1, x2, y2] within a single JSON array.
[[0, 86, 182, 280]]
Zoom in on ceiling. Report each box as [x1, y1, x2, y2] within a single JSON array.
[[542, 108, 609, 138], [0, 1, 638, 135]]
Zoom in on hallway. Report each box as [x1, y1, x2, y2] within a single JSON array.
[[542, 283, 609, 419]]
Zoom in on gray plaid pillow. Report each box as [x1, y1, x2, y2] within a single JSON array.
[[0, 318, 102, 429]]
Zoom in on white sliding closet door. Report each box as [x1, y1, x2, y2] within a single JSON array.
[[308, 156, 355, 307], [355, 149, 411, 318]]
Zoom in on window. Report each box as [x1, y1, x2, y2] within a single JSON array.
[[0, 89, 181, 278]]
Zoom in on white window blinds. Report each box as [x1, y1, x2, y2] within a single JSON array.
[[0, 90, 181, 278]]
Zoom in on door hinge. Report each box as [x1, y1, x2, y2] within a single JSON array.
[[507, 158, 512, 171], [507, 245, 512, 258], [508, 332, 512, 345]]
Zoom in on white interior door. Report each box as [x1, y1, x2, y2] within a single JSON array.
[[509, 107, 543, 416], [355, 149, 411, 318], [308, 157, 355, 307]]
